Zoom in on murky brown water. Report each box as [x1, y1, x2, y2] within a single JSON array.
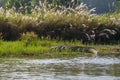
[[0, 56, 120, 80]]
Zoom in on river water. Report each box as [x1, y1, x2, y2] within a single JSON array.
[[0, 56, 120, 80]]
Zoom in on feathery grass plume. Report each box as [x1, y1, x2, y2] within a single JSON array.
[[0, 7, 5, 14]]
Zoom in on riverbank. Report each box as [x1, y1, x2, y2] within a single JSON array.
[[0, 3, 120, 58], [0, 40, 119, 58]]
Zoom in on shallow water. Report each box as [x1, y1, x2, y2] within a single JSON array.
[[0, 56, 120, 80]]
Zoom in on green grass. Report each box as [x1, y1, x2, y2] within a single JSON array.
[[0, 40, 81, 57], [0, 40, 119, 58]]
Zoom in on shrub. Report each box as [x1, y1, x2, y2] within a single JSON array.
[[21, 32, 38, 40], [20, 32, 38, 46], [0, 22, 20, 40], [0, 32, 2, 40]]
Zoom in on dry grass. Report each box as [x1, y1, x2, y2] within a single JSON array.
[[0, 2, 120, 42]]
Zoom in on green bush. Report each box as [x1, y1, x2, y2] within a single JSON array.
[[20, 32, 38, 46]]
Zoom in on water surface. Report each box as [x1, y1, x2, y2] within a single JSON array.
[[0, 56, 120, 80]]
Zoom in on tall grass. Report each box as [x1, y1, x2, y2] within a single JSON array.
[[0, 2, 120, 43]]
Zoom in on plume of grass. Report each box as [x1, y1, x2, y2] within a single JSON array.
[[0, 1, 120, 42]]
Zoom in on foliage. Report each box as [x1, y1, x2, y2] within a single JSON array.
[[0, 32, 2, 40], [0, 21, 20, 41], [4, 0, 33, 13], [21, 32, 38, 41], [115, 0, 120, 13], [3, 0, 81, 13], [0, 1, 120, 43], [20, 32, 38, 46]]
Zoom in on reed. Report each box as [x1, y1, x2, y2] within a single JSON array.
[[0, 2, 120, 43]]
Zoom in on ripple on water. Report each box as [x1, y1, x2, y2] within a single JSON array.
[[72, 57, 120, 65], [0, 57, 120, 80], [24, 57, 120, 65]]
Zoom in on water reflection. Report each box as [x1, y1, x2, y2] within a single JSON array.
[[0, 57, 120, 80]]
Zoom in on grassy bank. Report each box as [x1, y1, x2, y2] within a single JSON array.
[[0, 3, 120, 58], [0, 40, 119, 58], [0, 40, 82, 58]]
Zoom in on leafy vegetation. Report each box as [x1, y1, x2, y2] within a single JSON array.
[[1, 0, 80, 14], [0, 2, 120, 44], [0, 1, 120, 58]]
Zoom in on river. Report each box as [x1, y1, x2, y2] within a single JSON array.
[[0, 56, 120, 80]]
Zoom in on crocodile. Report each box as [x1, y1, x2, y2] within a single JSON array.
[[51, 46, 98, 57]]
